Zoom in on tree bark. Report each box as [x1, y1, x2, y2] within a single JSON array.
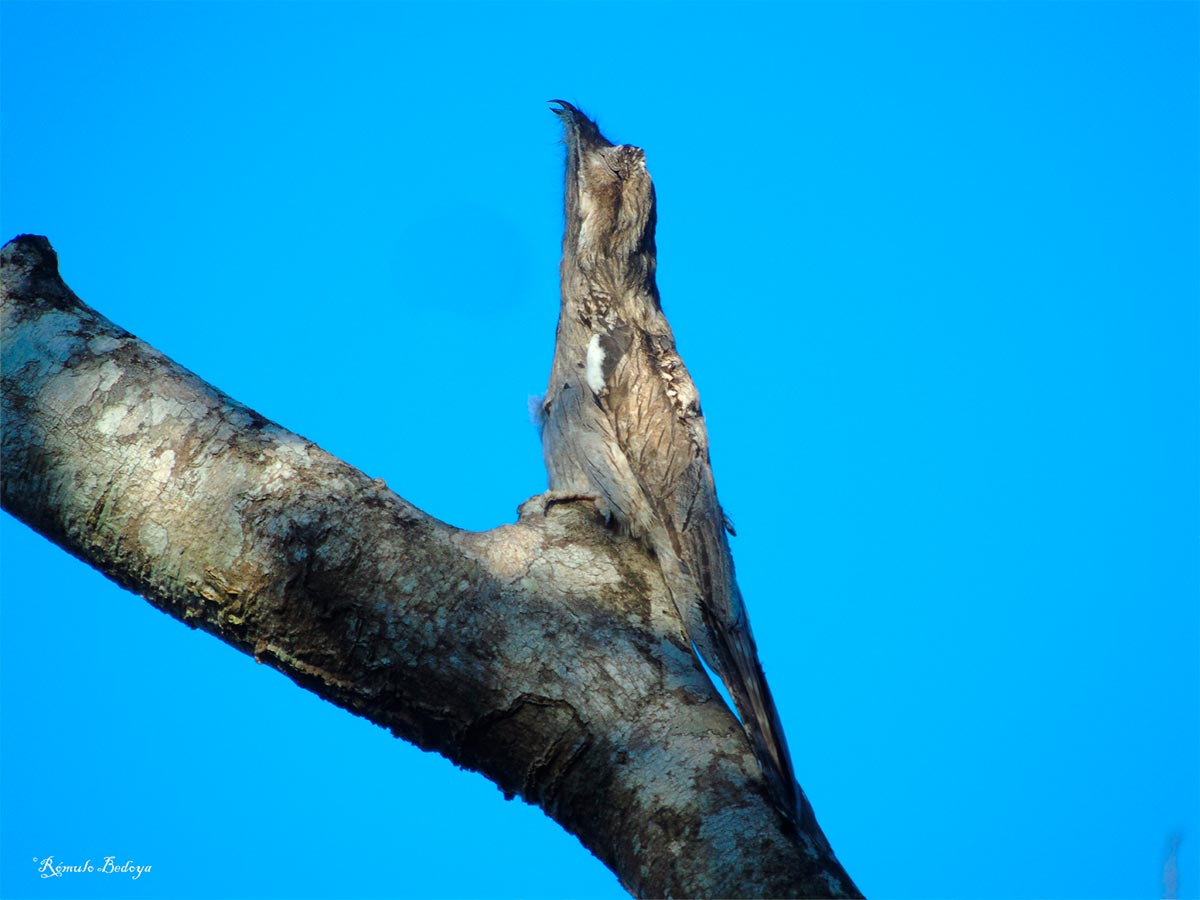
[[0, 233, 861, 899]]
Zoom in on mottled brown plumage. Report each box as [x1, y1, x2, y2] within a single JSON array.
[[541, 101, 804, 824]]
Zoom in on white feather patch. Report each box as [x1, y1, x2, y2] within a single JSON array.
[[585, 333, 606, 394]]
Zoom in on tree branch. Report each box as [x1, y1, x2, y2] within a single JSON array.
[[1, 233, 859, 898]]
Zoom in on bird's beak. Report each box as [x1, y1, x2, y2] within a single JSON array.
[[548, 99, 610, 151], [548, 99, 580, 121]]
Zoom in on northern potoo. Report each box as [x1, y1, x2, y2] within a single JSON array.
[[540, 101, 806, 825]]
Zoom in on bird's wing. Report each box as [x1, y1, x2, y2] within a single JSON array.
[[592, 305, 803, 821]]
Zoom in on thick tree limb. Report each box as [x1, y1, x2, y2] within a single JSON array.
[[0, 234, 860, 898]]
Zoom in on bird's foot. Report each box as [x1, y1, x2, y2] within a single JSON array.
[[517, 490, 612, 526]]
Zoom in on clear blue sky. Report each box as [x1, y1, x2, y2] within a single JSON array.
[[1, 2, 1196, 898]]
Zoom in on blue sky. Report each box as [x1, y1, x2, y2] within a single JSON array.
[[1, 2, 1196, 898]]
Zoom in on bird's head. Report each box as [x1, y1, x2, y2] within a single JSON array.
[[550, 100, 657, 267]]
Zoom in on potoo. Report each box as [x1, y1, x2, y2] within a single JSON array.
[[539, 100, 808, 826]]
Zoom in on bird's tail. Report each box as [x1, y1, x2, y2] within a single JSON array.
[[657, 521, 809, 828], [702, 585, 802, 822]]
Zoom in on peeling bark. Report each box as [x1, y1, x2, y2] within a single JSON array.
[[1, 233, 861, 899]]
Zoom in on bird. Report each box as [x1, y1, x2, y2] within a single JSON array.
[[539, 100, 806, 826]]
